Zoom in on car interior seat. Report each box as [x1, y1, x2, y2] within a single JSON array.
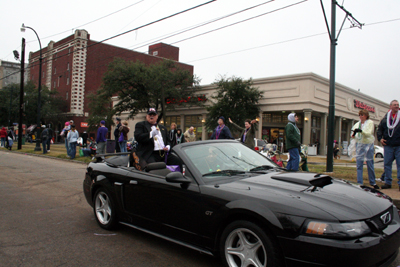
[[145, 162, 171, 176]]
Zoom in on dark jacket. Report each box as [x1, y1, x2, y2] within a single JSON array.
[[230, 121, 256, 149], [210, 125, 233, 140], [41, 128, 49, 141], [134, 121, 169, 165], [285, 122, 301, 150], [119, 125, 129, 141], [114, 122, 122, 140], [377, 112, 400, 147]]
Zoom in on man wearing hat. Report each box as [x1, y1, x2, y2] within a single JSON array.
[[114, 117, 122, 153], [285, 113, 301, 171], [210, 116, 233, 140], [134, 108, 170, 168], [96, 120, 108, 155]]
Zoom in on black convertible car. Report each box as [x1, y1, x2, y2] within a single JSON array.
[[83, 140, 400, 267]]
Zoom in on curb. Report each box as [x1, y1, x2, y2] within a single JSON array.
[[0, 149, 88, 165]]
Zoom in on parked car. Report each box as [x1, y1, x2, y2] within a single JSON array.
[[83, 140, 400, 267], [375, 145, 384, 158]]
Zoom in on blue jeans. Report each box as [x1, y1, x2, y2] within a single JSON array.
[[69, 142, 77, 159], [287, 147, 300, 171], [1, 137, 5, 147], [383, 146, 400, 186], [65, 139, 70, 155], [42, 139, 47, 154], [356, 144, 376, 185], [119, 140, 127, 153]]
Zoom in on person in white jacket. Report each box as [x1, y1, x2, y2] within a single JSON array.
[[67, 125, 79, 159], [351, 109, 379, 189]]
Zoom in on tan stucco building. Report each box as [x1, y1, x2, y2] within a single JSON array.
[[114, 73, 390, 155]]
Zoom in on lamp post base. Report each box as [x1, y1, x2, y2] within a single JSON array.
[[34, 139, 41, 151]]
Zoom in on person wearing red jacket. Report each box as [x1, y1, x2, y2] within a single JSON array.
[[0, 127, 7, 147]]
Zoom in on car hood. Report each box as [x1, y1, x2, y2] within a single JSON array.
[[214, 172, 392, 221]]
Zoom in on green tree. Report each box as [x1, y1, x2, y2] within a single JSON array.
[[0, 81, 68, 128], [87, 58, 202, 130], [205, 76, 263, 137]]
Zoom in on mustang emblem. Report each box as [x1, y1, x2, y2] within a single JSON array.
[[380, 212, 391, 225]]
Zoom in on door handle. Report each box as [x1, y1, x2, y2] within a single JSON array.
[[130, 180, 138, 184]]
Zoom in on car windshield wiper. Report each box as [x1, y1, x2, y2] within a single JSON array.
[[250, 165, 276, 172], [203, 170, 246, 177]]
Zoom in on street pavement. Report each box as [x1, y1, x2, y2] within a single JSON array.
[[1, 150, 400, 267]]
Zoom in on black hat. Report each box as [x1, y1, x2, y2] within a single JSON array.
[[147, 108, 158, 115], [116, 117, 121, 122], [219, 116, 225, 122]]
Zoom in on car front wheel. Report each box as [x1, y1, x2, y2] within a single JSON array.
[[93, 188, 118, 230], [220, 220, 282, 267], [376, 153, 383, 158]]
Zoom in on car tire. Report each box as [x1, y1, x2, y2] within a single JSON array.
[[93, 188, 118, 230], [220, 220, 282, 267], [376, 153, 383, 158]]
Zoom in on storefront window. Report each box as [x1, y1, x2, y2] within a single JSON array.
[[185, 115, 203, 141], [165, 116, 181, 130], [262, 113, 271, 123]]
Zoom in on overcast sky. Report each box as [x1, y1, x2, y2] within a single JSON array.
[[1, 0, 399, 105]]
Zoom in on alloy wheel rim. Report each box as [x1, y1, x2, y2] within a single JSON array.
[[95, 192, 111, 225], [225, 228, 267, 267]]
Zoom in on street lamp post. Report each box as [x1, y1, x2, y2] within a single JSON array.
[[21, 24, 42, 151]]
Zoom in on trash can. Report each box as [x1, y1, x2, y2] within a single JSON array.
[[22, 137, 25, 145], [106, 139, 116, 153]]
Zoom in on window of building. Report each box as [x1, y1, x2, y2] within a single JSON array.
[[67, 77, 69, 85], [262, 113, 271, 123], [66, 92, 68, 100], [165, 116, 181, 130], [272, 114, 281, 123]]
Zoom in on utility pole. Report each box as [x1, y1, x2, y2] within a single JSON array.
[[18, 38, 25, 150], [320, 0, 363, 172]]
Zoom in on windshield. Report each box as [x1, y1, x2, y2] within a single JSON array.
[[182, 142, 277, 177]]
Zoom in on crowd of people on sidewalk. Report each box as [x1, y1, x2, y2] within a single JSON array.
[[3, 99, 399, 193]]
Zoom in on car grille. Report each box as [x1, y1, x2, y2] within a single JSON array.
[[367, 207, 393, 232]]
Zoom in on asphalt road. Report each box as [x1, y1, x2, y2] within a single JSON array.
[[1, 151, 399, 267], [0, 151, 220, 267]]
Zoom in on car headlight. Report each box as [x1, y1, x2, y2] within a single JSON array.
[[304, 220, 371, 239]]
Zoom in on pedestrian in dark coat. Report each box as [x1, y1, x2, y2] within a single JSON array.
[[229, 118, 257, 149], [114, 117, 122, 152]]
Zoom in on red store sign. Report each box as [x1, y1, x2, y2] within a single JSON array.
[[354, 99, 375, 113], [81, 122, 88, 128]]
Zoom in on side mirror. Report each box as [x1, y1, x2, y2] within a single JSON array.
[[166, 172, 190, 184]]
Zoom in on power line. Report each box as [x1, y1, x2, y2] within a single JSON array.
[[170, 0, 308, 46], [27, 0, 146, 44], [86, 0, 276, 68], [15, 0, 217, 74], [2, 14, 400, 82]]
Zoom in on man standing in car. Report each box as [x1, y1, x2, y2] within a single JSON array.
[[377, 100, 400, 190], [134, 108, 170, 168], [285, 113, 301, 171]]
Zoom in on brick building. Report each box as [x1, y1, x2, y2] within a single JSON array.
[[27, 29, 193, 134]]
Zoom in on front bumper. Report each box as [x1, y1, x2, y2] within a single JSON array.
[[278, 211, 400, 266]]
